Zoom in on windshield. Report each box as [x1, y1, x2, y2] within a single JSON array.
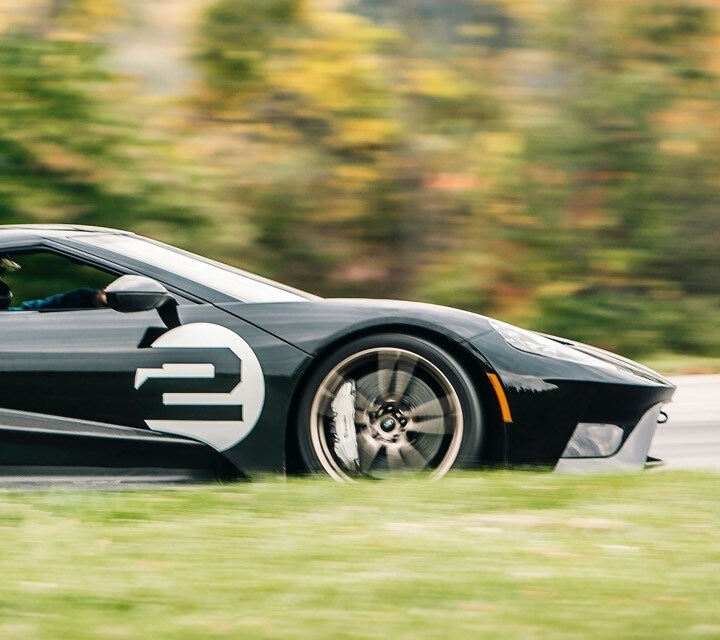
[[75, 234, 315, 303]]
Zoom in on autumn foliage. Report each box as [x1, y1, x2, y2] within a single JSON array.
[[0, 0, 718, 357]]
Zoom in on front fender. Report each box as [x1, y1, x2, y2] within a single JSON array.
[[466, 330, 675, 466]]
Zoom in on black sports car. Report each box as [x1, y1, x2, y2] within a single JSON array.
[[0, 225, 674, 483]]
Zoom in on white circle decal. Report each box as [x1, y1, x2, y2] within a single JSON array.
[[134, 322, 265, 451]]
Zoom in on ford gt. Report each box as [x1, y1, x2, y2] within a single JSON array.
[[0, 225, 674, 483]]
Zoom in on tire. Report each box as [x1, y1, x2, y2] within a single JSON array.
[[295, 333, 483, 481]]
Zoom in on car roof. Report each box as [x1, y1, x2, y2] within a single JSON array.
[[0, 224, 130, 236]]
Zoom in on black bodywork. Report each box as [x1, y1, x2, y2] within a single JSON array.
[[0, 225, 675, 482]]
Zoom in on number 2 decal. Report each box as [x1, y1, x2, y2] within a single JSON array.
[[134, 323, 265, 451]]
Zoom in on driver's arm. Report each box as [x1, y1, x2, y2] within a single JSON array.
[[10, 287, 107, 311]]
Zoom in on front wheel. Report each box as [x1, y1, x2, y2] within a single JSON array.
[[295, 334, 483, 481]]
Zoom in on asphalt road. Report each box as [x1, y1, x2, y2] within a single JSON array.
[[650, 374, 720, 470]]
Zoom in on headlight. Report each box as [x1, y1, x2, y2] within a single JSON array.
[[489, 319, 614, 369]]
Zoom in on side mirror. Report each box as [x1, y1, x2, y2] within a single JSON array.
[[105, 275, 174, 313]]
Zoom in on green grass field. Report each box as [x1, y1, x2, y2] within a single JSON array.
[[640, 354, 720, 376], [1, 471, 719, 640]]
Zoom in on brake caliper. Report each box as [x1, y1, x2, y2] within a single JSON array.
[[331, 380, 360, 472]]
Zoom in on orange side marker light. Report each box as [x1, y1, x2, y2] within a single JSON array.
[[487, 373, 513, 423]]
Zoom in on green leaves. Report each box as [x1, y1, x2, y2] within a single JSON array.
[[1, 0, 718, 358]]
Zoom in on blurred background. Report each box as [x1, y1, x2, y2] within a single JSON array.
[[1, 0, 718, 360]]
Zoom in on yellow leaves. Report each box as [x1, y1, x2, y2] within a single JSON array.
[[655, 99, 715, 132], [255, 4, 403, 117], [27, 142, 94, 175], [268, 36, 391, 112], [606, 249, 646, 274], [405, 65, 470, 100], [480, 131, 525, 156], [309, 2, 399, 46], [455, 23, 499, 39], [0, 0, 44, 34], [654, 99, 716, 156], [536, 281, 585, 299], [0, 0, 128, 39], [333, 163, 380, 186], [332, 117, 399, 150], [57, 0, 127, 35], [495, 0, 561, 23], [72, 0, 125, 20], [309, 3, 371, 35], [38, 53, 81, 67], [706, 35, 720, 75], [659, 139, 700, 156]]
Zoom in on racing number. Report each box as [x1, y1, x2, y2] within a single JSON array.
[[134, 323, 265, 451]]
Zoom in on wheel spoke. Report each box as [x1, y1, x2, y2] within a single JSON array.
[[407, 416, 448, 436], [356, 387, 373, 410], [392, 354, 420, 399], [316, 390, 339, 418], [385, 443, 406, 471], [358, 432, 383, 470], [402, 372, 422, 403], [377, 349, 402, 398], [399, 441, 428, 469], [405, 396, 449, 419]]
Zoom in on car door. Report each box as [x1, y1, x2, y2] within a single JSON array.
[[0, 234, 311, 476]]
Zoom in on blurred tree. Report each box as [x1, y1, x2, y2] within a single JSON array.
[[192, 0, 720, 356], [0, 0, 718, 359], [488, 0, 720, 355], [0, 0, 206, 243], [195, 0, 504, 298]]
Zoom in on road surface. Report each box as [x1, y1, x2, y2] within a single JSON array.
[[650, 374, 720, 469]]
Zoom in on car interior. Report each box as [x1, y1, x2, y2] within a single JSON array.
[[0, 250, 116, 311]]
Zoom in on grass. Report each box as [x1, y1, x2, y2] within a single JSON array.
[[0, 471, 719, 639], [640, 353, 720, 376]]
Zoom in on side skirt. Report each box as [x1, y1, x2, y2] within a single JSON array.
[[0, 408, 241, 485]]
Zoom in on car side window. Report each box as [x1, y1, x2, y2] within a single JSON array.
[[0, 250, 115, 312]]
